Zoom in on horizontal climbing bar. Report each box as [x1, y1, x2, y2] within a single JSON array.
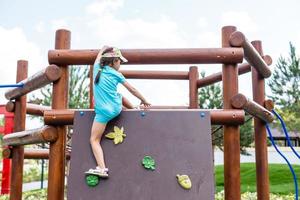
[[27, 103, 51, 116], [231, 93, 274, 123], [197, 55, 272, 87], [121, 70, 189, 79], [210, 109, 245, 125], [3, 126, 58, 146], [6, 102, 51, 116], [44, 108, 245, 126], [5, 65, 61, 100], [2, 148, 70, 160], [44, 109, 78, 125], [229, 31, 272, 78], [48, 48, 244, 65]]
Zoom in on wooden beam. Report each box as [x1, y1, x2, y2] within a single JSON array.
[[5, 65, 61, 100], [44, 109, 244, 126], [48, 48, 244, 65], [197, 55, 272, 88], [6, 102, 51, 116], [3, 126, 58, 146], [3, 148, 70, 160], [229, 31, 272, 78], [231, 93, 274, 123]]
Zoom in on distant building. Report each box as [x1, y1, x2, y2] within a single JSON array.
[[268, 128, 300, 147]]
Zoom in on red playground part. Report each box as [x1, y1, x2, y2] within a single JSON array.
[[0, 105, 14, 194]]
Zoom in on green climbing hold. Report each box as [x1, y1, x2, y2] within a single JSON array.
[[176, 174, 192, 190], [142, 156, 156, 170], [85, 174, 100, 187]]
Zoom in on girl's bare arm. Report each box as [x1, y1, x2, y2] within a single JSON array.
[[122, 81, 151, 107]]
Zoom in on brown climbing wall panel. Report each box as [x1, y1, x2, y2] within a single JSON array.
[[68, 110, 214, 200]]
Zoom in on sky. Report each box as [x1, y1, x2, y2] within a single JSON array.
[[1, 0, 300, 109]]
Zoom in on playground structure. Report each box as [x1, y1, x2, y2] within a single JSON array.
[[1, 25, 275, 200]]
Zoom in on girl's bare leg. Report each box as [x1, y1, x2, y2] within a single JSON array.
[[90, 121, 107, 168], [122, 96, 134, 109]]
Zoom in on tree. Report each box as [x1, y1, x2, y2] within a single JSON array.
[[30, 66, 90, 109], [268, 42, 300, 131], [198, 71, 254, 154]]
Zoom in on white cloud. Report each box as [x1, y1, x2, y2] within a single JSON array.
[[0, 26, 44, 104], [221, 11, 258, 34], [85, 0, 124, 16], [197, 17, 208, 29], [295, 31, 300, 56], [196, 31, 220, 48], [35, 21, 45, 33], [86, 13, 187, 48]]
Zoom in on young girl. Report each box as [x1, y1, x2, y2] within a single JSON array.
[[85, 46, 151, 178]]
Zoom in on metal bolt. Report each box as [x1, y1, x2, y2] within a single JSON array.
[[141, 112, 146, 117], [200, 112, 205, 118], [80, 111, 84, 116]]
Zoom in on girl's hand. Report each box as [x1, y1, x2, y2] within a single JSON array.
[[140, 100, 151, 108]]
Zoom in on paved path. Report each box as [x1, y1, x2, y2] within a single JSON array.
[[215, 147, 300, 165]]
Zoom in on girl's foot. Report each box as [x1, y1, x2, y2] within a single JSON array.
[[85, 167, 109, 178]]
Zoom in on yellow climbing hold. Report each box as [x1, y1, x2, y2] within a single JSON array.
[[105, 126, 126, 145], [176, 174, 192, 190]]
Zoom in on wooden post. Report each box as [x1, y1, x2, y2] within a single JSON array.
[[189, 66, 199, 108], [10, 60, 28, 200], [222, 26, 241, 200], [121, 70, 189, 79], [251, 40, 270, 200], [47, 29, 70, 200]]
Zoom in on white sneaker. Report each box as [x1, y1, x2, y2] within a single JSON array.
[[85, 167, 109, 178]]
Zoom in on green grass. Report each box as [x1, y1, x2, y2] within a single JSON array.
[[215, 163, 300, 195]]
